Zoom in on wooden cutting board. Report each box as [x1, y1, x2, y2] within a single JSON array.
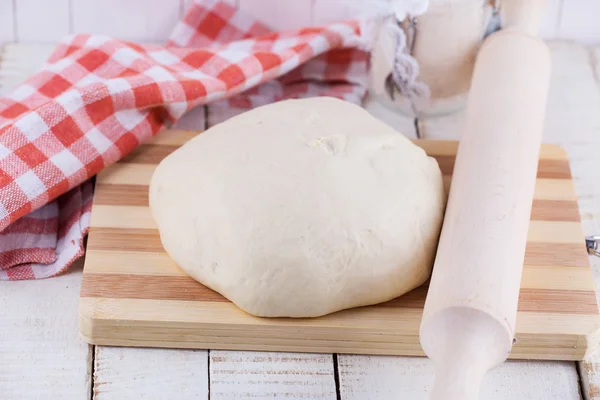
[[79, 129, 600, 360]]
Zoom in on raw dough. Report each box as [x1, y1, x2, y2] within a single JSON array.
[[149, 97, 445, 318]]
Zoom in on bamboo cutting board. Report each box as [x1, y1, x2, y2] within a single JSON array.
[[79, 129, 600, 360]]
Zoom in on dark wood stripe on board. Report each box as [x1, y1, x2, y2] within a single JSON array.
[[87, 227, 164, 252], [81, 273, 598, 315], [379, 284, 598, 315], [517, 288, 599, 315], [530, 199, 581, 222], [92, 185, 582, 223], [81, 273, 227, 302], [87, 227, 590, 269], [117, 145, 572, 180], [524, 242, 590, 268], [121, 145, 180, 164], [433, 155, 572, 179], [94, 184, 149, 206]]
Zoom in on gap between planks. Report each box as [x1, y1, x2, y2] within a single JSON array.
[[89, 343, 96, 400], [208, 349, 211, 400]]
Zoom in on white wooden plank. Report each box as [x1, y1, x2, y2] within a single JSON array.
[[560, 44, 600, 400], [0, 43, 55, 94], [0, 260, 92, 399], [210, 351, 337, 399], [14, 0, 70, 43], [312, 0, 364, 25], [93, 347, 209, 400], [0, 0, 14, 45], [238, 0, 312, 30], [557, 1, 600, 45], [539, 0, 562, 39], [338, 356, 581, 400], [71, 0, 181, 43]]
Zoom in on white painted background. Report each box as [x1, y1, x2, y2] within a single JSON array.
[[0, 0, 599, 46]]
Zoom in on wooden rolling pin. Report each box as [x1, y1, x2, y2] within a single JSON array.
[[419, 1, 551, 398]]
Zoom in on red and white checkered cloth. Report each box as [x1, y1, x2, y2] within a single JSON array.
[[0, 0, 372, 280]]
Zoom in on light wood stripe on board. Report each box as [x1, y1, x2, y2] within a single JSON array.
[[84, 250, 185, 276], [80, 273, 599, 315], [521, 265, 596, 291], [98, 161, 579, 203], [527, 221, 584, 244], [96, 163, 157, 185], [78, 324, 584, 360], [87, 227, 591, 268], [88, 207, 586, 244], [82, 249, 597, 292], [78, 297, 598, 360], [533, 179, 578, 201], [80, 297, 600, 337], [145, 130, 199, 146], [79, 297, 425, 332], [119, 144, 573, 180], [90, 205, 157, 229]]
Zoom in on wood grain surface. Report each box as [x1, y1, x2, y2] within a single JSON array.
[[79, 128, 600, 360]]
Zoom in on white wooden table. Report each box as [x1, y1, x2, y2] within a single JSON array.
[[1, 41, 600, 400]]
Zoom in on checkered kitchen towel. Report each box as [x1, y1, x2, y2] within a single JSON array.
[[0, 0, 374, 280]]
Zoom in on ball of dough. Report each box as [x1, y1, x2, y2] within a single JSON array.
[[149, 97, 445, 318]]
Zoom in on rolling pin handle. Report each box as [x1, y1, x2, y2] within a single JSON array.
[[422, 308, 512, 400], [430, 360, 484, 400], [431, 370, 481, 400]]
